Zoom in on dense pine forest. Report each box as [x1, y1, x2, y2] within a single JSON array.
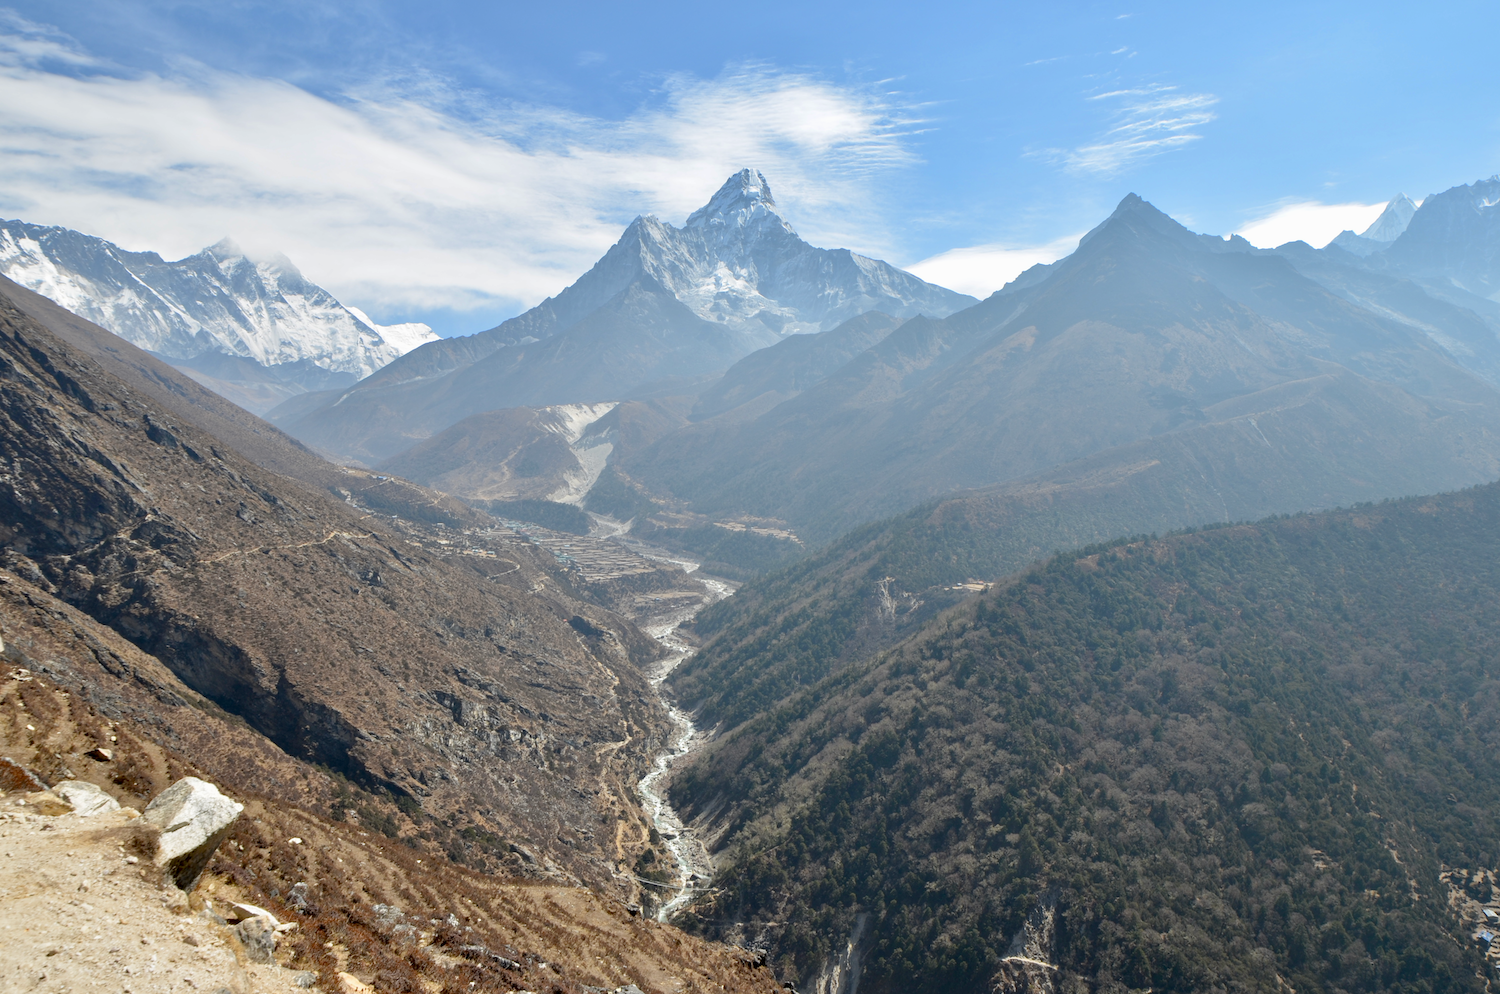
[[671, 483, 1500, 994]]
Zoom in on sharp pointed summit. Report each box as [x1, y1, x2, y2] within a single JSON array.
[[1361, 193, 1418, 242], [270, 169, 977, 464], [686, 168, 789, 232], [1379, 178, 1500, 297]]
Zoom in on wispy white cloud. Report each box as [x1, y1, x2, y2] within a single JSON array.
[[1235, 199, 1388, 249], [0, 20, 919, 322], [0, 9, 106, 70], [907, 233, 1082, 299], [1048, 84, 1217, 176]]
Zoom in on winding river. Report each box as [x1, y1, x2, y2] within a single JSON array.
[[635, 569, 733, 921]]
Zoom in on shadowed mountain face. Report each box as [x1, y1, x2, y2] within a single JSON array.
[[269, 170, 974, 464], [689, 310, 903, 422], [0, 281, 677, 890], [620, 194, 1500, 543], [655, 193, 1500, 770]]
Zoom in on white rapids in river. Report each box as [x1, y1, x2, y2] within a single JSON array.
[[636, 566, 733, 921]]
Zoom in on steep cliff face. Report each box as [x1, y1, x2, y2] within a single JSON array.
[[0, 284, 669, 889]]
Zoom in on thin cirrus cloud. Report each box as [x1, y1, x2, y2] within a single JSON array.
[[1235, 200, 1388, 249], [1057, 84, 1218, 176], [0, 16, 918, 319]]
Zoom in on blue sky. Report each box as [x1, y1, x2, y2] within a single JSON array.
[[1, 1, 1496, 334]]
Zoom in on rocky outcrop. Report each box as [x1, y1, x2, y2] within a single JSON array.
[[234, 915, 279, 964], [52, 779, 120, 817], [140, 776, 243, 890], [991, 892, 1060, 994], [811, 912, 868, 994]]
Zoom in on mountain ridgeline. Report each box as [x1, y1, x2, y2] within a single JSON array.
[[615, 193, 1500, 545], [11, 162, 1500, 994], [0, 220, 437, 413], [670, 485, 1500, 994], [269, 170, 974, 464], [345, 182, 1500, 589], [658, 184, 1500, 732]]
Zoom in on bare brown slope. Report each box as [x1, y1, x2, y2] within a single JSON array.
[[0, 284, 668, 890], [0, 569, 782, 994], [0, 274, 486, 528]]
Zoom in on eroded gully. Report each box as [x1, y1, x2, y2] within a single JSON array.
[[634, 560, 733, 921]]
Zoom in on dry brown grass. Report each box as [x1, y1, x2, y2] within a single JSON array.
[[0, 571, 781, 994]]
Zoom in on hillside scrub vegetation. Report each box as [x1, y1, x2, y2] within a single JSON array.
[[671, 483, 1500, 994]]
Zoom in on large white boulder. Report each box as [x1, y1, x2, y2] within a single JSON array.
[[140, 776, 243, 890]]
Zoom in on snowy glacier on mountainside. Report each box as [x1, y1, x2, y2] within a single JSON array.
[[0, 220, 434, 378]]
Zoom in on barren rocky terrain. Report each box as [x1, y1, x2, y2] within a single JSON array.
[[0, 279, 714, 900], [0, 651, 781, 994]]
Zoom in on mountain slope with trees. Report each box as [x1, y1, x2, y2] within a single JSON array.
[[671, 483, 1500, 994]]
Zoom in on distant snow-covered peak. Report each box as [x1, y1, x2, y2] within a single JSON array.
[[551, 169, 975, 346], [0, 217, 430, 381], [345, 306, 439, 356], [685, 168, 795, 236], [206, 237, 245, 261], [1361, 194, 1418, 243]]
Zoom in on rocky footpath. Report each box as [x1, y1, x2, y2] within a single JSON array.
[[0, 772, 287, 994]]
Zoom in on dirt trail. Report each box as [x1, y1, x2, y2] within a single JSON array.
[[0, 806, 294, 993]]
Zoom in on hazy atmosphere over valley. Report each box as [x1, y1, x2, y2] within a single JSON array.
[[2, 3, 1500, 994]]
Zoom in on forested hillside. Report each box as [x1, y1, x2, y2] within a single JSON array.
[[671, 483, 1500, 994]]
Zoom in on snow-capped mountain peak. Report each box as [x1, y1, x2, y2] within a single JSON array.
[[685, 168, 794, 236], [1360, 194, 1418, 242], [345, 306, 440, 356], [0, 218, 437, 389], [501, 169, 976, 351], [206, 237, 247, 262]]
